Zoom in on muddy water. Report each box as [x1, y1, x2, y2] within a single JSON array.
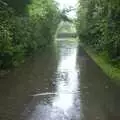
[[0, 39, 120, 120]]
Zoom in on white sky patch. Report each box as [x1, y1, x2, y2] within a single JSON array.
[[55, 0, 77, 18]]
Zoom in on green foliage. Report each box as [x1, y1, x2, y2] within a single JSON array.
[[0, 0, 60, 68], [59, 7, 75, 23], [76, 0, 120, 61], [2, 0, 30, 14], [58, 21, 76, 33]]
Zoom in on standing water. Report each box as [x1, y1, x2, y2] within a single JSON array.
[[22, 39, 80, 120], [0, 38, 120, 120]]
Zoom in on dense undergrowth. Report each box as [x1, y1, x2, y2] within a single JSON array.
[[0, 0, 60, 68], [76, 0, 120, 80], [76, 0, 120, 61]]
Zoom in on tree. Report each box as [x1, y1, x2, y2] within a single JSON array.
[[77, 0, 120, 60]]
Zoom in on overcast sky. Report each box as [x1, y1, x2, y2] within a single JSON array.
[[55, 0, 77, 18]]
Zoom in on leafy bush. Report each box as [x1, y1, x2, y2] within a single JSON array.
[[76, 0, 120, 60], [0, 0, 60, 68]]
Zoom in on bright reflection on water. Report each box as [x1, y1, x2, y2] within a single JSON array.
[[53, 43, 79, 111], [25, 39, 80, 120]]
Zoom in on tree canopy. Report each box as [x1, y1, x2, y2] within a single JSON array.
[[0, 0, 60, 68], [76, 0, 120, 60]]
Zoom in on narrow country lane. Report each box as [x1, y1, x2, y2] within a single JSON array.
[[0, 38, 120, 120]]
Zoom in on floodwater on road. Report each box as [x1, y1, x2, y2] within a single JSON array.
[[0, 38, 120, 120]]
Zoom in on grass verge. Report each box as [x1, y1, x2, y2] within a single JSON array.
[[81, 44, 120, 84]]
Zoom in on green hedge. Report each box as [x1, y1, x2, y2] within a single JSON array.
[[76, 0, 120, 61], [0, 0, 60, 68]]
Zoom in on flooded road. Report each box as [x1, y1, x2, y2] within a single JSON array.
[[0, 39, 120, 120]]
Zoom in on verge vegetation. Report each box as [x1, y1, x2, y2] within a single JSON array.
[[76, 0, 120, 81], [0, 0, 60, 68]]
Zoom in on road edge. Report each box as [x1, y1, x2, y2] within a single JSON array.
[[79, 43, 120, 85]]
